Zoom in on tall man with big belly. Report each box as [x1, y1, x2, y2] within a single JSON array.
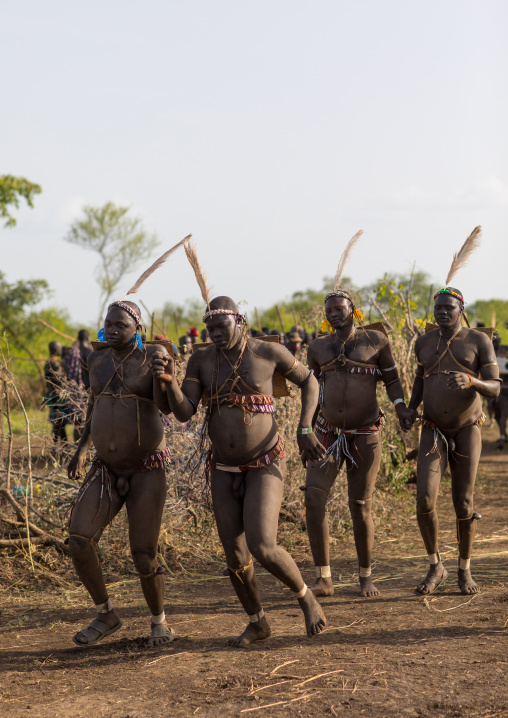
[[151, 288, 328, 647], [67, 301, 174, 647]]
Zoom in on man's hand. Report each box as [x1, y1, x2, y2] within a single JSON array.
[[447, 372, 473, 391], [150, 351, 173, 382], [67, 450, 87, 481], [396, 403, 416, 432], [297, 433, 326, 468]]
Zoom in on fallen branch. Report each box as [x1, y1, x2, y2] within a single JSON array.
[[296, 669, 344, 686], [423, 595, 479, 612], [269, 659, 299, 676], [240, 693, 311, 713], [0, 489, 44, 535], [0, 489, 66, 551], [0, 468, 77, 489], [145, 651, 190, 666], [0, 535, 57, 548], [248, 680, 293, 696], [28, 504, 65, 530]]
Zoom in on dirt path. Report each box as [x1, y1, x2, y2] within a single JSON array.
[[1, 425, 508, 718]]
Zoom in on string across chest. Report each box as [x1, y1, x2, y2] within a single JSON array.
[[423, 327, 479, 380], [93, 346, 154, 444]]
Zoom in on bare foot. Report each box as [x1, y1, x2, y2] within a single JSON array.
[[147, 620, 174, 648], [228, 616, 271, 648], [458, 568, 480, 595], [298, 590, 326, 637], [415, 563, 448, 595], [72, 609, 122, 646], [359, 576, 379, 597], [310, 576, 334, 597]]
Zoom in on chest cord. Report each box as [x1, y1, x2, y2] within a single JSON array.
[[423, 327, 479, 380], [93, 345, 152, 445]]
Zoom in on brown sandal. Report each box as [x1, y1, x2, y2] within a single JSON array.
[[415, 567, 448, 595]]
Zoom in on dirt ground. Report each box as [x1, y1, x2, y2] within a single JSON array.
[[1, 424, 507, 718]]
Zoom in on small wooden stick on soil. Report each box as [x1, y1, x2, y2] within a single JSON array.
[[240, 694, 311, 713], [269, 659, 299, 676]]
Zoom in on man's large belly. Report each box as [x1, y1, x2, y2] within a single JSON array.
[[91, 397, 165, 469], [422, 376, 483, 430], [208, 407, 278, 464], [320, 373, 380, 430]]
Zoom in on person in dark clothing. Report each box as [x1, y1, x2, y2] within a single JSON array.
[[78, 329, 93, 389], [44, 341, 67, 446]]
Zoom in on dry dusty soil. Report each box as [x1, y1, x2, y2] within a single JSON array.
[[1, 424, 507, 718]]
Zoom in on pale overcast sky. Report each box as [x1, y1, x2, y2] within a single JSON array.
[[1, 0, 507, 326]]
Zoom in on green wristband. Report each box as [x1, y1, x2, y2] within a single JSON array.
[[297, 427, 313, 435]]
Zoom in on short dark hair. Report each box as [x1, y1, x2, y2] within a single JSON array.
[[209, 296, 239, 313]]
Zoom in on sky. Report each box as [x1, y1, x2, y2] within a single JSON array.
[[1, 0, 507, 327]]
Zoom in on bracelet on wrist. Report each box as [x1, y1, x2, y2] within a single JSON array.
[[466, 374, 473, 388], [297, 427, 313, 435], [393, 398, 405, 407]]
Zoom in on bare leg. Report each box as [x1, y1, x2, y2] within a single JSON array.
[[53, 418, 67, 444], [415, 426, 448, 595], [68, 470, 125, 644], [451, 425, 482, 595], [305, 453, 340, 597], [496, 396, 508, 449], [211, 468, 271, 648], [346, 433, 382, 597], [126, 467, 173, 647], [243, 461, 326, 638]]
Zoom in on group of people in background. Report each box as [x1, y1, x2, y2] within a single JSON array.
[[176, 323, 313, 358], [43, 330, 92, 446]]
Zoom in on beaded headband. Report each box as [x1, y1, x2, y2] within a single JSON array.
[[324, 290, 354, 305], [433, 288, 464, 305], [108, 301, 142, 325], [202, 308, 247, 324]]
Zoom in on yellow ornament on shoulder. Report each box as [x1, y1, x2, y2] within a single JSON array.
[[353, 310, 363, 321], [321, 319, 335, 334]]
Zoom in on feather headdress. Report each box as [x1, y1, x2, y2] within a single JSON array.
[[184, 239, 213, 308], [332, 229, 363, 290], [321, 229, 364, 331], [120, 234, 191, 300], [445, 225, 481, 286], [323, 229, 363, 305]]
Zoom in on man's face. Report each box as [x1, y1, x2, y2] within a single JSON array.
[[179, 336, 192, 355], [104, 306, 138, 348], [434, 294, 462, 328], [324, 296, 353, 329], [206, 314, 239, 349]]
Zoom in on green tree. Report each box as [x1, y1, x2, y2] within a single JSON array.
[[364, 270, 436, 323], [0, 175, 42, 228], [161, 299, 204, 338], [0, 272, 50, 384], [468, 299, 508, 342], [64, 202, 159, 322]]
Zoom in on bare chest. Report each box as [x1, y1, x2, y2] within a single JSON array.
[[316, 336, 380, 369], [419, 335, 479, 373], [91, 354, 153, 399], [200, 353, 274, 395]]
